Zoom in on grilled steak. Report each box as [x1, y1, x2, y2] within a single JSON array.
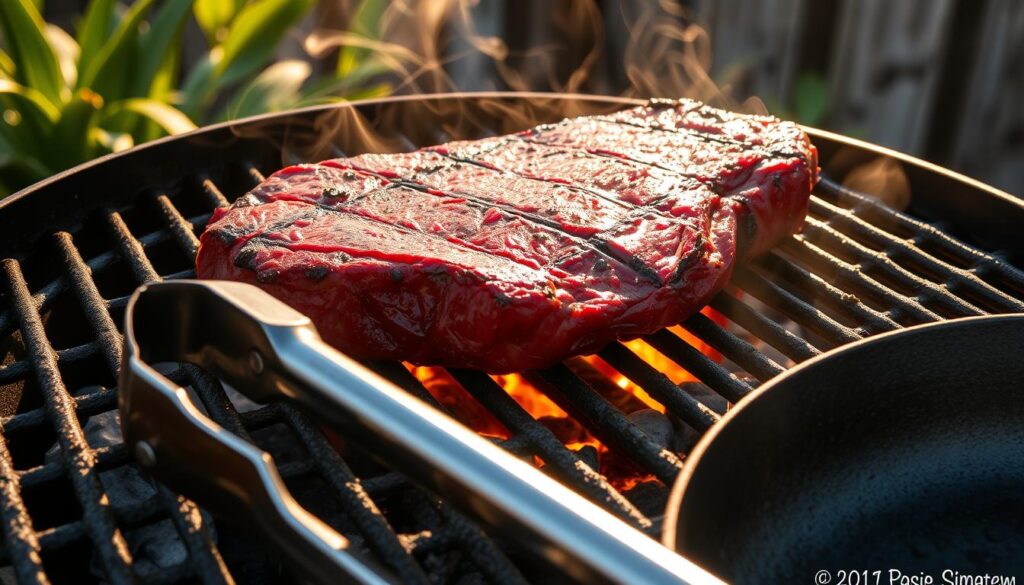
[[197, 99, 818, 372]]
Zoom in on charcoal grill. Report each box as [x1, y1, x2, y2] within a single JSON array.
[[0, 92, 1022, 584]]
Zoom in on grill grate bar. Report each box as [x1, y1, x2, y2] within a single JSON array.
[[55, 233, 124, 374], [155, 485, 231, 585], [595, 344, 720, 431], [780, 237, 950, 322], [755, 252, 900, 334], [272, 404, 432, 584], [433, 504, 528, 585], [1, 259, 136, 584], [681, 312, 786, 381], [817, 177, 1024, 295], [35, 521, 85, 552], [708, 293, 821, 362], [0, 211, 202, 340], [19, 443, 125, 489], [244, 165, 266, 185], [199, 177, 231, 209], [105, 211, 161, 284], [2, 387, 117, 435], [0, 342, 100, 385], [732, 267, 862, 347], [0, 428, 48, 584], [797, 215, 986, 317], [53, 230, 231, 584], [446, 368, 651, 529], [529, 365, 683, 485], [153, 193, 201, 260], [809, 192, 1024, 313], [642, 330, 752, 403]]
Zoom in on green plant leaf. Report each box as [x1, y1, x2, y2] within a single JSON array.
[[181, 0, 313, 119], [337, 0, 388, 77], [0, 0, 65, 106], [216, 0, 314, 87], [0, 78, 60, 158], [132, 0, 194, 97], [89, 126, 135, 157], [793, 72, 828, 126], [136, 19, 186, 142], [298, 82, 391, 107], [45, 24, 80, 89], [75, 0, 116, 71], [77, 0, 156, 99], [303, 56, 391, 100], [0, 79, 61, 122], [0, 150, 52, 195], [0, 50, 16, 80], [178, 49, 216, 118], [222, 59, 310, 120], [193, 0, 237, 44], [48, 88, 104, 172], [105, 98, 196, 135]]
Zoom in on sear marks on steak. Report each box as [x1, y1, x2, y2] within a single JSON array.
[[197, 99, 818, 372]]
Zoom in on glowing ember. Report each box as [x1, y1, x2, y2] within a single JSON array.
[[406, 307, 726, 489]]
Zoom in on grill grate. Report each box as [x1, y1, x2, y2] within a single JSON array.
[[0, 116, 1023, 583]]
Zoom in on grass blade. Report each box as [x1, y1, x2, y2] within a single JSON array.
[[0, 79, 61, 122], [0, 79, 60, 159], [178, 49, 216, 119], [180, 0, 313, 119], [336, 0, 388, 77], [75, 0, 115, 71], [221, 59, 310, 120], [45, 24, 80, 89], [104, 98, 196, 135], [77, 0, 157, 99], [0, 50, 17, 80], [48, 88, 103, 171], [216, 0, 314, 87], [0, 0, 65, 106], [132, 0, 195, 97], [0, 151, 52, 195], [193, 0, 237, 44]]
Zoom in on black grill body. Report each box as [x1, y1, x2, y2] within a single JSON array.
[[0, 93, 1022, 584]]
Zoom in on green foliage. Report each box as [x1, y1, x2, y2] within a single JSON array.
[[0, 0, 394, 196], [792, 72, 828, 126]]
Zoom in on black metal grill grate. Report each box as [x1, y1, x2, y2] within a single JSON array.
[[0, 121, 1023, 584]]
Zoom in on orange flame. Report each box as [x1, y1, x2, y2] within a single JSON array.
[[407, 306, 726, 489]]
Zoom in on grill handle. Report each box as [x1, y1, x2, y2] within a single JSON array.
[[121, 280, 723, 585]]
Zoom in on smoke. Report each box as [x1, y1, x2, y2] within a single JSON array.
[[303, 0, 756, 105], [233, 0, 772, 166], [842, 157, 912, 211]]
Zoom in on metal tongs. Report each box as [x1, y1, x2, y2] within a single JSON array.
[[119, 280, 723, 584]]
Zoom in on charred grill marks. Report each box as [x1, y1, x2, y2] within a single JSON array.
[[197, 99, 816, 372], [218, 99, 807, 291]]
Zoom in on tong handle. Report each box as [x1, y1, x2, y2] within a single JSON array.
[[122, 281, 722, 584]]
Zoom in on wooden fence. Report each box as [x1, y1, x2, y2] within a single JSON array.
[[692, 0, 1022, 196], [42, 0, 1024, 195]]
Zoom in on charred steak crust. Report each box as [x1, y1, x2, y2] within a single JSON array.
[[197, 99, 818, 372]]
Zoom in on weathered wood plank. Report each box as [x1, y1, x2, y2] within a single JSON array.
[[951, 0, 1024, 196], [695, 0, 807, 105], [826, 0, 956, 154]]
